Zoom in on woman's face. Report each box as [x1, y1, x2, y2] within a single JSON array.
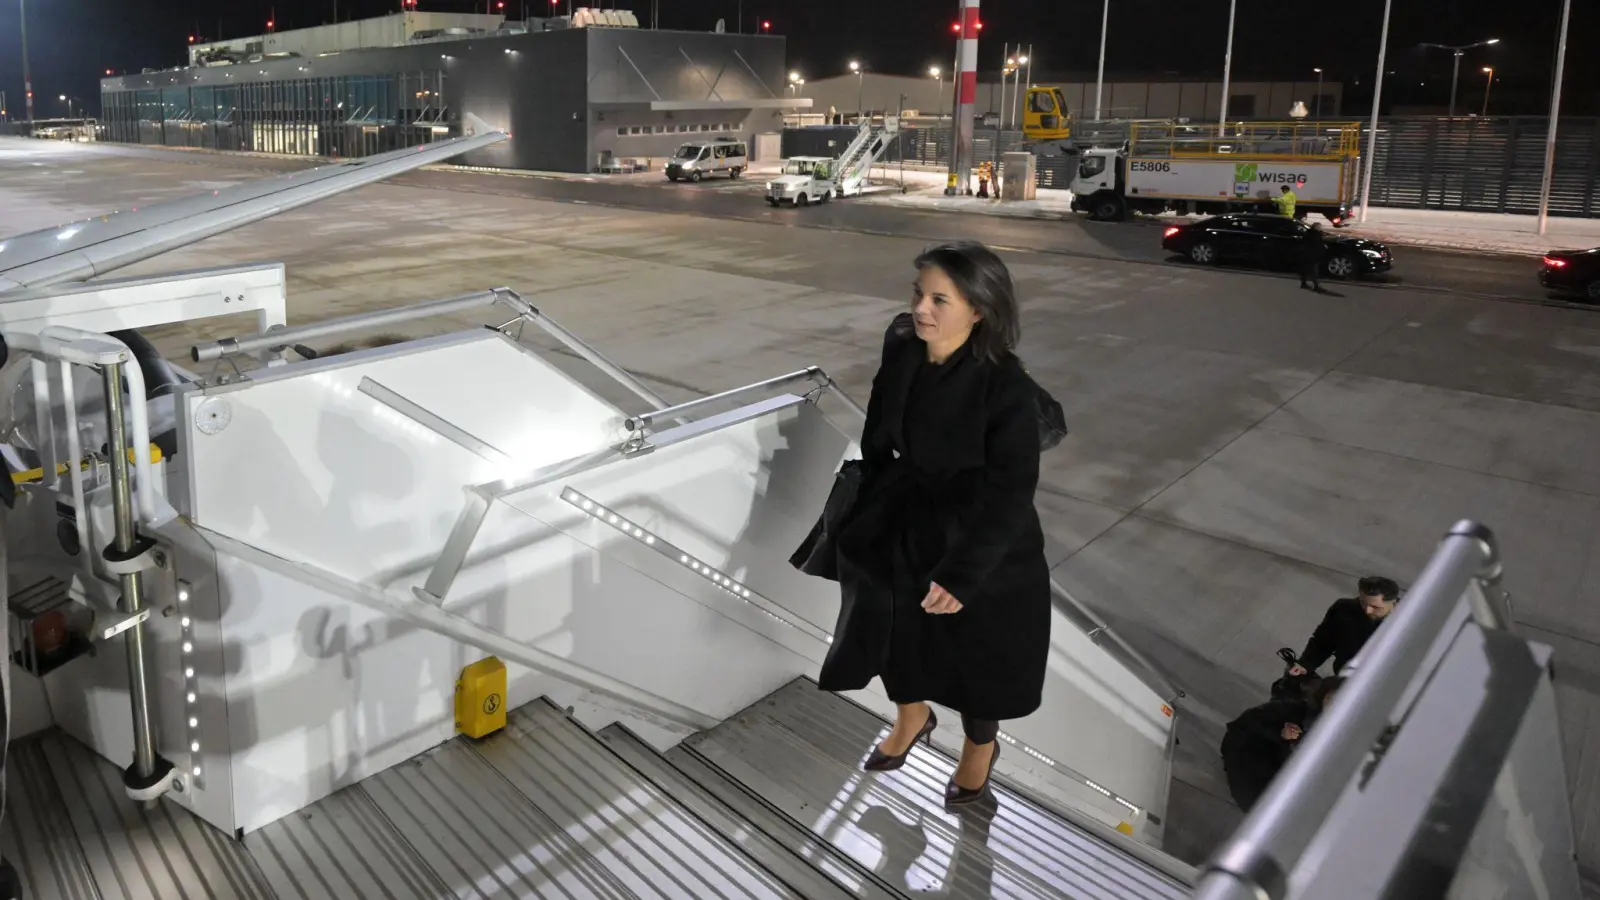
[[912, 264, 982, 348]]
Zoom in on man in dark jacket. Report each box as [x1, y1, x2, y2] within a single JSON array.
[[1289, 576, 1400, 676], [1298, 222, 1325, 291]]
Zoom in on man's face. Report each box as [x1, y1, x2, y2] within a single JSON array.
[[1360, 591, 1395, 620]]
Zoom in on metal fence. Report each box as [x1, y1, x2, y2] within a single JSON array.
[[800, 114, 1600, 217], [1364, 116, 1600, 217]]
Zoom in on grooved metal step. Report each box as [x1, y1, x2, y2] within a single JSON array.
[[243, 773, 451, 899], [597, 723, 875, 900], [473, 700, 804, 900], [1, 738, 98, 900], [22, 731, 274, 900], [682, 679, 1192, 900]]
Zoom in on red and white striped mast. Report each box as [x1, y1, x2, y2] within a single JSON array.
[[945, 0, 980, 195]]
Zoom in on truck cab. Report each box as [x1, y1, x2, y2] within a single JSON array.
[[765, 156, 836, 207], [1022, 86, 1072, 143]]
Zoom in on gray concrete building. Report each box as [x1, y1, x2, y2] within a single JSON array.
[[102, 11, 801, 173]]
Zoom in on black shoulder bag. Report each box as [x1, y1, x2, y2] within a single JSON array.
[[788, 458, 867, 581]]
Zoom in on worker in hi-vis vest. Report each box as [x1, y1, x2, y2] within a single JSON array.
[[1276, 184, 1297, 218]]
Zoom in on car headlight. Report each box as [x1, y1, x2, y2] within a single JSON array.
[[1361, 248, 1382, 257]]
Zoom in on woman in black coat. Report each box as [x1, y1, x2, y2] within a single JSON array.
[[815, 241, 1051, 808]]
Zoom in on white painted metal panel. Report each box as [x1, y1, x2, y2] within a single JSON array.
[[0, 264, 288, 336], [1127, 158, 1347, 206]]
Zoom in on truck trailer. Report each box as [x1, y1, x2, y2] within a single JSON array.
[[1067, 121, 1363, 225]]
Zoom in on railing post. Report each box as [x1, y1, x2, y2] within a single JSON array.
[[100, 360, 175, 801]]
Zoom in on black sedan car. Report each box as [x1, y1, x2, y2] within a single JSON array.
[[1162, 214, 1392, 279], [1539, 248, 1600, 303]]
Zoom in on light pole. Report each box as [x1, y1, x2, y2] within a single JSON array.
[[849, 60, 864, 118], [1219, 0, 1238, 132], [1419, 38, 1499, 117], [930, 67, 944, 119], [1094, 0, 1109, 120], [787, 71, 804, 108], [1013, 53, 1029, 130], [20, 0, 34, 122], [1480, 67, 1494, 116], [1313, 67, 1323, 119], [1358, 0, 1393, 223], [1538, 0, 1572, 235], [58, 94, 78, 119]]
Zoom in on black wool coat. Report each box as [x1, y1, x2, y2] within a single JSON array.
[[816, 313, 1051, 721]]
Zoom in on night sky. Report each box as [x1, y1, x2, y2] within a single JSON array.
[[1, 0, 1594, 118]]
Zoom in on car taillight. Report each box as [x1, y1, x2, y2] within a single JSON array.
[[1331, 216, 1342, 225], [1544, 257, 1568, 268], [1163, 226, 1181, 238]]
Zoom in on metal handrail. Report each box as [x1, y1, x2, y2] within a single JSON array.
[[1194, 520, 1505, 900], [623, 368, 825, 432], [199, 528, 720, 733], [189, 287, 676, 418], [7, 326, 175, 526]]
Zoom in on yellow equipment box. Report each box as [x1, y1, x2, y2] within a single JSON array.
[[455, 657, 507, 739]]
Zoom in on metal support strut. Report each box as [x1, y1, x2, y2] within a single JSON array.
[[100, 360, 174, 801]]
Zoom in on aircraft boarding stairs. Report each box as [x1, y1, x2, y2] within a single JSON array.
[[0, 268, 1586, 899], [0, 272, 1192, 899], [834, 121, 900, 198]]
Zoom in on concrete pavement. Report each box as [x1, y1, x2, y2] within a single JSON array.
[[3, 138, 1598, 885]]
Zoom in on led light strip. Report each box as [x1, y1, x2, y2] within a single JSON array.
[[561, 488, 833, 645], [177, 580, 204, 789], [560, 487, 1144, 820]]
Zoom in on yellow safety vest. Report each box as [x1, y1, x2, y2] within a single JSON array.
[[1276, 190, 1297, 217]]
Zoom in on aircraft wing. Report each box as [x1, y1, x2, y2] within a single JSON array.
[[0, 122, 507, 292]]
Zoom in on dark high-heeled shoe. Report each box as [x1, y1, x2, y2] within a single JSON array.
[[863, 708, 938, 772], [944, 741, 1000, 807]]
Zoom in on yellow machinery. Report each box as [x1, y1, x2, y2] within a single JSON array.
[[1021, 86, 1072, 145], [455, 656, 508, 739]]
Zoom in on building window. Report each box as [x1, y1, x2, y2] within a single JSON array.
[[617, 127, 626, 135]]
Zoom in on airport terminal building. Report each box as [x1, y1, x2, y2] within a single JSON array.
[[99, 10, 799, 173]]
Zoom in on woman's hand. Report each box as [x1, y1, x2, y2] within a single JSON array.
[[921, 582, 963, 615], [1281, 723, 1303, 741]]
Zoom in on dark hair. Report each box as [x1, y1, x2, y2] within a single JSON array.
[[1357, 576, 1400, 602], [1313, 675, 1347, 709], [913, 241, 1020, 364]]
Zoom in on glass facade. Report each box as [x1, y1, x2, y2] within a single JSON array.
[[100, 71, 450, 158]]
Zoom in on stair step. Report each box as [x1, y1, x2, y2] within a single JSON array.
[[598, 724, 883, 900], [471, 700, 806, 899], [359, 732, 637, 899], [28, 731, 274, 900], [659, 741, 909, 900], [1, 738, 99, 900], [685, 679, 1191, 900], [246, 776, 451, 899]]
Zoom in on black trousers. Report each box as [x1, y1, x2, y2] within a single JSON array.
[[962, 714, 999, 746], [1299, 258, 1321, 288]]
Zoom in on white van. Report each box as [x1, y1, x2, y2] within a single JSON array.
[[666, 138, 748, 182]]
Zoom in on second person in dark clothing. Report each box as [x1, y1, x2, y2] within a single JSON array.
[[1222, 675, 1346, 811], [816, 241, 1052, 810], [1299, 222, 1325, 291], [1289, 576, 1400, 676]]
